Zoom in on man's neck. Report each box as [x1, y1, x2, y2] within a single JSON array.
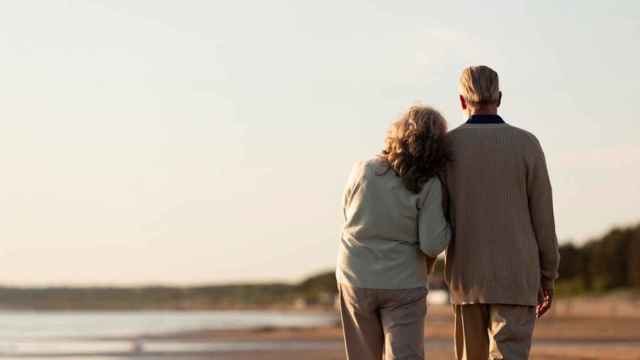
[[465, 112, 505, 124], [468, 107, 498, 116]]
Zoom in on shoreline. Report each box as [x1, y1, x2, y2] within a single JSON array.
[[3, 301, 640, 359]]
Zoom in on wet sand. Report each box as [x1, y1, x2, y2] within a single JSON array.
[[140, 302, 640, 360], [11, 300, 640, 359]]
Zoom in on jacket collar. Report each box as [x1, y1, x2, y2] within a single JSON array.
[[466, 114, 505, 124]]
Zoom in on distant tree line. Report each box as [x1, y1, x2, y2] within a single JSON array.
[[557, 223, 640, 294], [301, 223, 640, 297], [1, 224, 638, 310], [427, 223, 640, 295], [0, 272, 338, 311]]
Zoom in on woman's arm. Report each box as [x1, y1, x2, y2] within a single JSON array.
[[418, 177, 452, 257]]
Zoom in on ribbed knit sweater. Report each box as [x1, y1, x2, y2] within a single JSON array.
[[444, 120, 559, 306]]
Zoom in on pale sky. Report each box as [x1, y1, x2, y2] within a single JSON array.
[[0, 1, 638, 285]]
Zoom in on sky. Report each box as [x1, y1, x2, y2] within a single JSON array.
[[0, 0, 638, 286]]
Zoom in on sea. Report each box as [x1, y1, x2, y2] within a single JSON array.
[[0, 310, 338, 358]]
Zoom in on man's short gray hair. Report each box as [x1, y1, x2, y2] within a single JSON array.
[[458, 65, 500, 106]]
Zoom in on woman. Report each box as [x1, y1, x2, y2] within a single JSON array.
[[336, 105, 451, 360]]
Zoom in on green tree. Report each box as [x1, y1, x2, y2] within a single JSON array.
[[628, 227, 640, 289], [558, 243, 583, 280]]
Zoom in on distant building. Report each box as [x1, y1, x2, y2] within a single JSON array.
[[427, 289, 450, 305]]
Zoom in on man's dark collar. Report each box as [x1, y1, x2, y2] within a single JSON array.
[[466, 114, 505, 124]]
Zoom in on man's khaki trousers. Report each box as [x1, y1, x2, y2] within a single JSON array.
[[454, 304, 536, 360], [338, 283, 427, 360]]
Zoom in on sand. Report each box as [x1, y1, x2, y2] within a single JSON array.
[[27, 299, 632, 359], [142, 301, 640, 360]]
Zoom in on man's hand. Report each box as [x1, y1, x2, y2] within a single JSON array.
[[536, 288, 553, 319]]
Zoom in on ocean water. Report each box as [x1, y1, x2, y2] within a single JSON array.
[[0, 310, 336, 338], [0, 310, 338, 358]]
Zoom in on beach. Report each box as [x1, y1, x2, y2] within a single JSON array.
[[154, 302, 640, 360], [101, 299, 640, 360], [2, 297, 639, 359]]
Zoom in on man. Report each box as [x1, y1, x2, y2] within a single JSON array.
[[445, 65, 560, 360]]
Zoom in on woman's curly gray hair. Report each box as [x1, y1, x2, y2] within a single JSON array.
[[379, 105, 450, 193]]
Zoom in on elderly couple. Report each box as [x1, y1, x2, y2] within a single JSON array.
[[336, 65, 560, 360]]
